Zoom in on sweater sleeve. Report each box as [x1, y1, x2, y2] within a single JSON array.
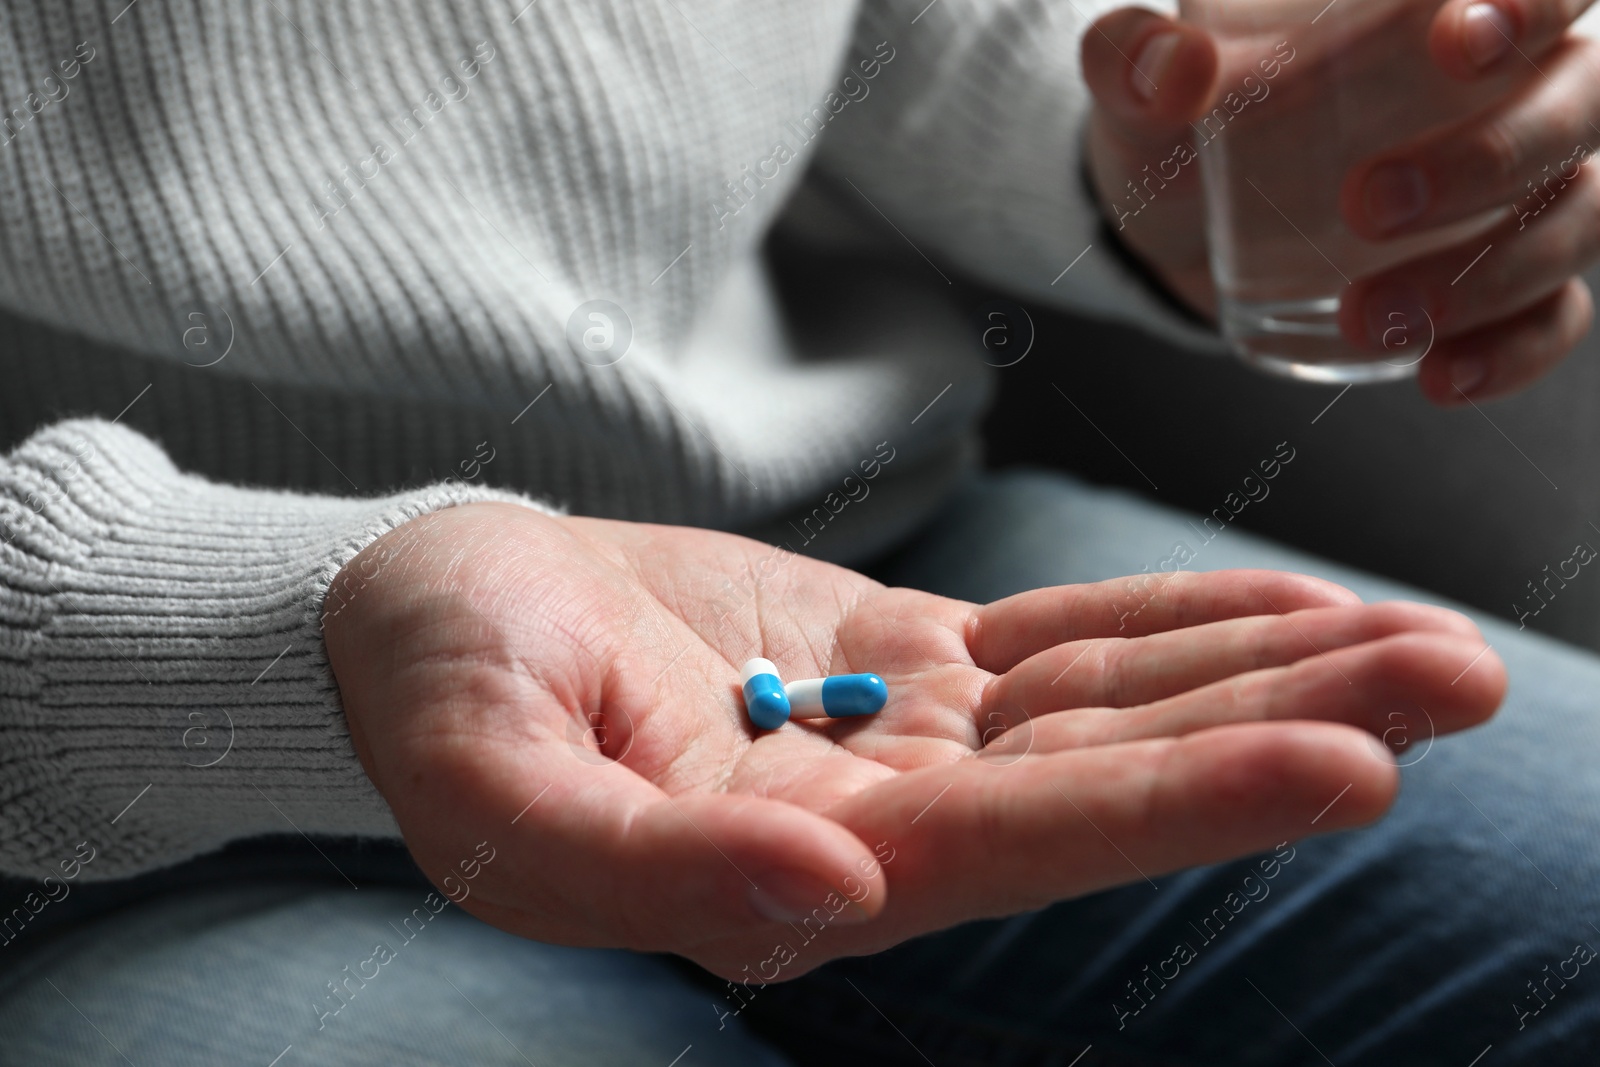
[[0, 418, 555, 881], [811, 0, 1229, 354]]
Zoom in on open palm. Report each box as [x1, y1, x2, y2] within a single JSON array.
[[325, 501, 1504, 981]]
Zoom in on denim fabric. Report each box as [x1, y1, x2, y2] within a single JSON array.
[[0, 867, 791, 1067], [4, 469, 1599, 1065]]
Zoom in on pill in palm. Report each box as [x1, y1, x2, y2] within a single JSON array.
[[785, 674, 888, 719], [740, 657, 791, 730]]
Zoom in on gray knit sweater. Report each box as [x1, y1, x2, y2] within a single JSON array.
[[0, 0, 1210, 880]]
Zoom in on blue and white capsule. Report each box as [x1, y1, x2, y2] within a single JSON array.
[[740, 658, 791, 730], [784, 674, 888, 719]]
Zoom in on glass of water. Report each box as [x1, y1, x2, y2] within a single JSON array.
[[1178, 0, 1519, 382]]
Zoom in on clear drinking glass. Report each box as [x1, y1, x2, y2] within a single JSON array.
[[1177, 0, 1520, 382]]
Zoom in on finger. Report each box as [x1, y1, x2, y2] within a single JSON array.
[[1340, 164, 1600, 349], [985, 601, 1482, 718], [999, 630, 1505, 756], [1344, 38, 1600, 238], [1081, 7, 1218, 142], [1429, 0, 1595, 79], [836, 721, 1397, 926], [969, 568, 1361, 674], [1417, 277, 1593, 404]]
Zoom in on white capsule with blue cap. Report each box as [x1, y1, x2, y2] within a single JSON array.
[[785, 674, 888, 719], [740, 657, 791, 730]]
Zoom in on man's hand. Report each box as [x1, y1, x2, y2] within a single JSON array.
[[1082, 0, 1597, 406], [324, 503, 1504, 981], [1082, 10, 1221, 318]]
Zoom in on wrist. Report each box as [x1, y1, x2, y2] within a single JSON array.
[[1083, 114, 1219, 323], [322, 500, 566, 791]]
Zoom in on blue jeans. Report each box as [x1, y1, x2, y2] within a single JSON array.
[[4, 470, 1598, 1065]]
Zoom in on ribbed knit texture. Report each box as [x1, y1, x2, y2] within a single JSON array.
[[0, 0, 1205, 878], [0, 419, 550, 878]]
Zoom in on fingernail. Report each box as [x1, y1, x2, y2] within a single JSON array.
[[1449, 353, 1491, 396], [1131, 32, 1181, 101], [1363, 282, 1430, 350], [1366, 732, 1396, 765], [1362, 163, 1429, 232], [1463, 3, 1514, 68], [748, 871, 870, 925]]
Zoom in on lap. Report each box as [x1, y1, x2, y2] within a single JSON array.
[[0, 846, 789, 1067]]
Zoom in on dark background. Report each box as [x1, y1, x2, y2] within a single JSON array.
[[969, 284, 1598, 650]]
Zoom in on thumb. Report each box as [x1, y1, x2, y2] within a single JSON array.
[[613, 791, 889, 947], [449, 744, 889, 961], [1081, 8, 1218, 143]]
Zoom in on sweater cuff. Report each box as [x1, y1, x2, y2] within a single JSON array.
[[0, 418, 554, 880]]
